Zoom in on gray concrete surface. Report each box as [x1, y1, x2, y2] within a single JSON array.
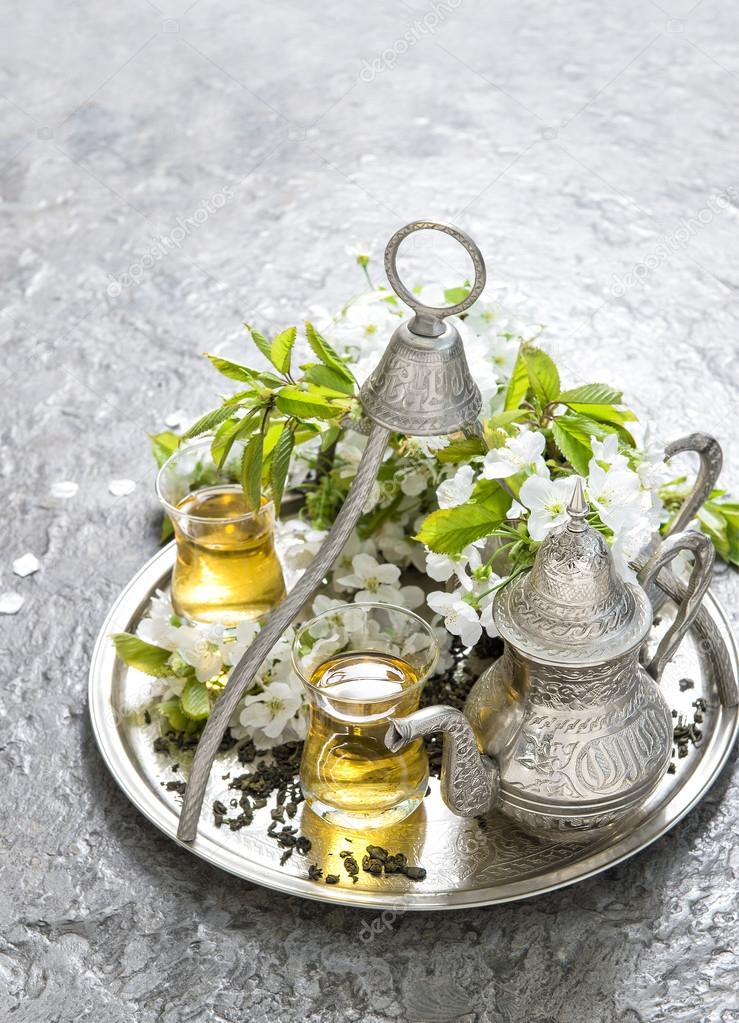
[[1, 0, 738, 1020]]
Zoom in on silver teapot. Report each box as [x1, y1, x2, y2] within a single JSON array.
[[386, 479, 715, 842]]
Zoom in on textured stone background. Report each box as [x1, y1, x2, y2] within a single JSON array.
[[1, 0, 738, 1020]]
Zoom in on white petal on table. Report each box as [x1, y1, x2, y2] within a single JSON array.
[[51, 481, 78, 499], [13, 553, 40, 577], [164, 409, 187, 429], [0, 591, 24, 615], [109, 479, 136, 497]]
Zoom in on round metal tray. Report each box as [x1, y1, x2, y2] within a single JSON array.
[[89, 543, 739, 910]]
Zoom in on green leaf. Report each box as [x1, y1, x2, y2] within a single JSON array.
[[206, 354, 260, 383], [271, 326, 297, 375], [416, 485, 511, 554], [158, 697, 189, 732], [303, 363, 356, 395], [304, 322, 355, 385], [488, 409, 529, 429], [551, 417, 595, 475], [180, 679, 211, 720], [241, 432, 264, 511], [435, 437, 487, 463], [566, 403, 637, 433], [160, 515, 174, 543], [269, 425, 295, 515], [444, 286, 470, 304], [698, 499, 739, 565], [504, 348, 529, 410], [246, 325, 274, 365], [149, 431, 180, 468], [181, 404, 236, 441], [275, 385, 346, 420], [522, 345, 560, 404], [558, 383, 623, 405], [111, 634, 173, 677]]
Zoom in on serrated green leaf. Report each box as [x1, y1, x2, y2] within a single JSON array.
[[206, 354, 260, 383], [698, 499, 739, 565], [149, 431, 180, 468], [241, 432, 264, 511], [112, 633, 174, 677], [303, 363, 356, 395], [504, 348, 529, 410], [416, 485, 511, 554], [269, 425, 294, 515], [304, 322, 355, 385], [271, 326, 297, 375], [551, 417, 595, 475], [488, 409, 529, 429], [181, 404, 236, 441], [435, 437, 487, 463], [180, 679, 211, 720], [158, 697, 189, 732], [522, 346, 560, 404], [558, 383, 623, 405], [275, 385, 346, 420], [246, 324, 274, 365], [210, 416, 240, 467], [566, 403, 637, 438]]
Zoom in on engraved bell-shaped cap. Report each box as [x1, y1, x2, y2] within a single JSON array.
[[360, 221, 484, 436]]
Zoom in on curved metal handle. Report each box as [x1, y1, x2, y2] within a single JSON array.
[[663, 433, 722, 536], [638, 530, 715, 681], [384, 221, 486, 336]]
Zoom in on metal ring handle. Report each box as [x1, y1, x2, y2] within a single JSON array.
[[384, 221, 486, 320]]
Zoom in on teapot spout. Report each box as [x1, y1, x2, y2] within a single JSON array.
[[385, 705, 499, 818]]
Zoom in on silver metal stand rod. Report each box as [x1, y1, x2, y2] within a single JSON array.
[[177, 423, 390, 842]]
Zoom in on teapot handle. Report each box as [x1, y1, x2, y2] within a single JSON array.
[[663, 433, 722, 536], [637, 530, 714, 682]]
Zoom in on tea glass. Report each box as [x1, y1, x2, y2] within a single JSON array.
[[156, 436, 286, 626], [292, 603, 439, 829]]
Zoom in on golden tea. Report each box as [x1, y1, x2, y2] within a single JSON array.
[[170, 486, 286, 625], [301, 651, 428, 828]]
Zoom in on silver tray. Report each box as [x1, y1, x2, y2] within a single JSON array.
[[89, 542, 739, 910]]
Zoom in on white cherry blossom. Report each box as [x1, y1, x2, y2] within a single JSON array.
[[587, 463, 642, 534], [590, 434, 629, 472], [519, 475, 582, 541], [436, 464, 476, 509], [238, 680, 304, 744], [427, 590, 482, 647], [481, 429, 548, 481], [425, 542, 482, 590], [336, 552, 402, 602]]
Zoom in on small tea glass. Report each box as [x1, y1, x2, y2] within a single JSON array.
[[292, 602, 439, 829], [156, 436, 286, 626]]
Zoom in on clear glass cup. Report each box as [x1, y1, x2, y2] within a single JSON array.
[[156, 436, 286, 625], [292, 602, 439, 829]]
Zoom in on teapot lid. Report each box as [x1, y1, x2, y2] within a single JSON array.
[[493, 479, 652, 665]]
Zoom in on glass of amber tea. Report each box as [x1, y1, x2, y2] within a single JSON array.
[[292, 603, 439, 829], [156, 436, 286, 626]]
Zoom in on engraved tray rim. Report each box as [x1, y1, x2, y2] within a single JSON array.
[[89, 543, 739, 911]]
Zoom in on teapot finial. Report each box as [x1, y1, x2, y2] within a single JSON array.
[[566, 477, 589, 532]]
